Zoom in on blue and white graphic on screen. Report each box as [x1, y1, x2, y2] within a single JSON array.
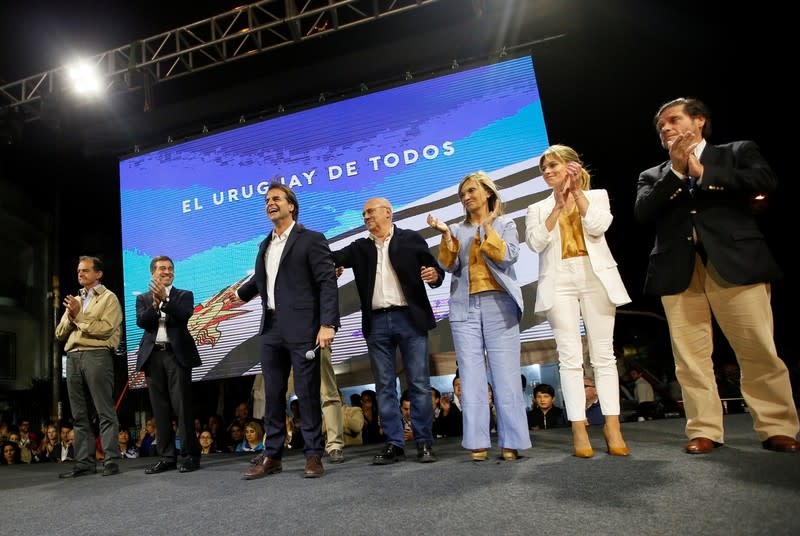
[[120, 55, 553, 384]]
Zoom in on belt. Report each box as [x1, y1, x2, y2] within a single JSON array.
[[372, 305, 408, 314], [154, 342, 172, 352]]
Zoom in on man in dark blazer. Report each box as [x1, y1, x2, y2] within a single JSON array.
[[333, 197, 444, 464], [226, 183, 339, 479], [136, 256, 203, 473], [635, 97, 799, 454]]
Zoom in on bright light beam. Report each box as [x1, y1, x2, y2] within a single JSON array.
[[67, 60, 102, 95]]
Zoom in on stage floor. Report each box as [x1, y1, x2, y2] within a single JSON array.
[[2, 413, 798, 535]]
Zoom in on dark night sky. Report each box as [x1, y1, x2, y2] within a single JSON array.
[[1, 0, 796, 372]]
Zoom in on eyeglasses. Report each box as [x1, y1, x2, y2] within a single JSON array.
[[362, 205, 389, 217]]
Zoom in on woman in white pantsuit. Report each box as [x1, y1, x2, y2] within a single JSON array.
[[525, 145, 631, 458]]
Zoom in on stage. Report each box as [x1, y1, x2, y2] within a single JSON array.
[[2, 413, 798, 535]]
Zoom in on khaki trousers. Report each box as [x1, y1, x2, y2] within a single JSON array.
[[662, 255, 799, 443]]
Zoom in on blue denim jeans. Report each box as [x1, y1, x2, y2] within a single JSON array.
[[366, 308, 434, 447]]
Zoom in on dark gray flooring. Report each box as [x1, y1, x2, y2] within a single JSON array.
[[1, 413, 798, 535]]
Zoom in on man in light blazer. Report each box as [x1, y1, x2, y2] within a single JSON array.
[[635, 97, 799, 454], [136, 255, 202, 473], [333, 197, 444, 465], [225, 182, 340, 479]]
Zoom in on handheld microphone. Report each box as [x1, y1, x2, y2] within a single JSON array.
[[305, 344, 320, 361]]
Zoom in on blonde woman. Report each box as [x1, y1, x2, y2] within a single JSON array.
[[236, 421, 265, 453], [525, 145, 630, 458], [427, 171, 530, 461]]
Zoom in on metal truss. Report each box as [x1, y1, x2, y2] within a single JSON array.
[[0, 0, 441, 119]]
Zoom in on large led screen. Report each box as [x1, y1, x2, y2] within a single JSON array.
[[120, 55, 554, 385]]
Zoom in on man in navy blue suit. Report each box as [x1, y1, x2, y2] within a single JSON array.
[[635, 97, 799, 454], [226, 183, 340, 479], [136, 256, 202, 474], [333, 197, 444, 465]]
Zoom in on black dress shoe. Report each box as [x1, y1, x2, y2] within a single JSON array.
[[250, 453, 265, 465], [59, 466, 96, 478], [178, 456, 200, 473], [145, 460, 177, 474], [416, 443, 437, 463], [179, 457, 201, 473], [102, 462, 120, 476], [372, 444, 405, 465]]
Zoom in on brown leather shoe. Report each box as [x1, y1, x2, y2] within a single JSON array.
[[762, 435, 800, 453], [685, 437, 721, 454], [304, 455, 324, 478], [242, 457, 282, 480]]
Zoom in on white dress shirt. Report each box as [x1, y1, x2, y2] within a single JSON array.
[[265, 221, 295, 310], [369, 227, 407, 310]]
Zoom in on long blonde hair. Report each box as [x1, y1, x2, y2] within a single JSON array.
[[458, 171, 504, 224], [538, 145, 592, 190]]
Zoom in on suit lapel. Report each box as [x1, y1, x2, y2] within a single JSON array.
[[279, 223, 303, 267]]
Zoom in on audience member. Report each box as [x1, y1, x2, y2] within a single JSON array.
[[8, 430, 32, 464], [136, 418, 157, 457], [119, 428, 139, 459], [432, 387, 462, 438], [400, 391, 413, 442], [199, 431, 218, 455], [716, 362, 746, 414], [52, 426, 75, 463], [227, 424, 244, 453], [35, 424, 59, 462], [583, 378, 604, 426], [17, 420, 39, 453], [236, 421, 265, 453], [527, 384, 567, 430], [2, 440, 22, 465], [360, 390, 384, 444]]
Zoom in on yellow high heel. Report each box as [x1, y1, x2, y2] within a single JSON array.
[[603, 416, 630, 457], [572, 421, 594, 458], [501, 448, 518, 461], [470, 448, 489, 461]]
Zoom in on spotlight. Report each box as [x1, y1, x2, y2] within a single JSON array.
[[67, 60, 102, 95]]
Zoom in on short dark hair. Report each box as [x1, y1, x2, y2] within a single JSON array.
[[266, 182, 299, 221], [149, 256, 174, 274], [78, 255, 104, 273], [533, 383, 555, 397], [431, 387, 441, 399], [654, 97, 712, 139]]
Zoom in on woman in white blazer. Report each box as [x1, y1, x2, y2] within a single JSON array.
[[525, 145, 630, 458]]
